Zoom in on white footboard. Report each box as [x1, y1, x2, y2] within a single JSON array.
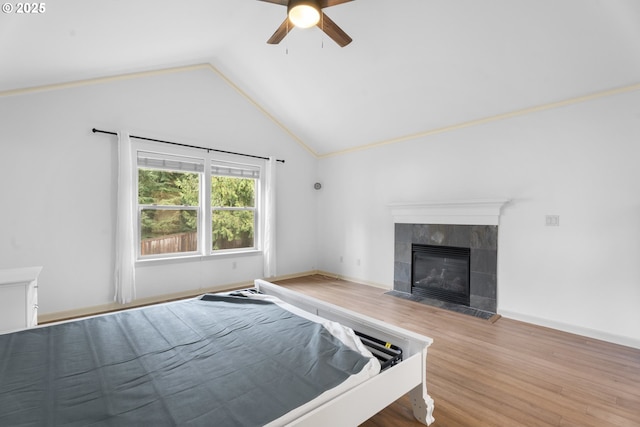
[[255, 279, 435, 426]]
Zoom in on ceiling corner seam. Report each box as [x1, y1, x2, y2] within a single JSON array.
[[0, 63, 211, 98], [317, 81, 640, 159], [204, 63, 319, 159]]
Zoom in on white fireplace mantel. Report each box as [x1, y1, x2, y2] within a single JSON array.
[[389, 199, 509, 226]]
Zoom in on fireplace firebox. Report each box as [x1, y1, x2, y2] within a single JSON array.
[[411, 244, 471, 306]]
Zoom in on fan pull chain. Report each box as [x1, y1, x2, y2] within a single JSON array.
[[321, 13, 324, 49], [286, 19, 289, 55]]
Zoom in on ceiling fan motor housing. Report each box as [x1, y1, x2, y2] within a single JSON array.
[[261, 0, 353, 47], [288, 0, 321, 14], [288, 0, 322, 28]]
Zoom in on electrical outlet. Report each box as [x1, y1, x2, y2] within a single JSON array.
[[356, 258, 361, 266], [545, 215, 560, 226], [232, 261, 237, 269]]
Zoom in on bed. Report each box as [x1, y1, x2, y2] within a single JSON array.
[[0, 279, 435, 426]]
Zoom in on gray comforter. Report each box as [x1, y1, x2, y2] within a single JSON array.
[[0, 294, 372, 426]]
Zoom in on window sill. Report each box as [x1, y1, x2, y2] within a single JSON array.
[[136, 249, 261, 268]]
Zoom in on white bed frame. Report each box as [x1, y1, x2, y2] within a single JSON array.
[[255, 279, 435, 426]]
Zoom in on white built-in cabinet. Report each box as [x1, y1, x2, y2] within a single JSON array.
[[0, 266, 41, 334]]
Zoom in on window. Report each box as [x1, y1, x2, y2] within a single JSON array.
[[211, 162, 259, 251], [136, 149, 262, 260], [137, 151, 203, 258]]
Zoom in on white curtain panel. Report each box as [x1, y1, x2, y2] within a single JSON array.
[[114, 132, 136, 304], [263, 157, 277, 278]]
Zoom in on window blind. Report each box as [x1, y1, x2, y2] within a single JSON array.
[[137, 151, 204, 173], [211, 163, 260, 179]]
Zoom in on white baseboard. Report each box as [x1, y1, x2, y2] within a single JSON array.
[[268, 270, 320, 282], [39, 280, 254, 324], [40, 271, 324, 324], [41, 270, 639, 350], [499, 309, 640, 350], [314, 270, 391, 290], [273, 269, 391, 290]]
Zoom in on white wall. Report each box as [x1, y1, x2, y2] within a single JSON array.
[[0, 67, 318, 315], [317, 90, 640, 348], [2, 64, 638, 349]]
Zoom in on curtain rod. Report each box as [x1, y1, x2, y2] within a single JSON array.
[[92, 128, 285, 163]]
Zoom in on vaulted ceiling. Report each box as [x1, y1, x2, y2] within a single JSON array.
[[2, 0, 639, 157]]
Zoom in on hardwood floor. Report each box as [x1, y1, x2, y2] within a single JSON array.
[[274, 275, 640, 427]]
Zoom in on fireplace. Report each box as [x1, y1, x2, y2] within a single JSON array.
[[391, 200, 507, 316], [393, 223, 498, 314], [411, 244, 471, 306]]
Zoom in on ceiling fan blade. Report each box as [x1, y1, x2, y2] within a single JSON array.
[[257, 0, 288, 5], [317, 13, 352, 47], [320, 0, 354, 8], [267, 17, 291, 44]]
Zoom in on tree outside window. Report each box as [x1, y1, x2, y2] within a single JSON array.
[[211, 176, 256, 250], [136, 151, 261, 259]]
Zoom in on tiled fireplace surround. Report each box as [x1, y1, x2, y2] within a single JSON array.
[[391, 200, 508, 315]]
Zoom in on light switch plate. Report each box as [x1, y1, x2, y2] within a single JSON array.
[[545, 215, 560, 226]]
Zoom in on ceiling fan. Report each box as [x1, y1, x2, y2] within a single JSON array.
[[258, 0, 354, 47]]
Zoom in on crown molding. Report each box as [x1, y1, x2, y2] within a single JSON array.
[[0, 63, 210, 98], [0, 63, 318, 158], [2, 65, 639, 162], [318, 81, 640, 159]]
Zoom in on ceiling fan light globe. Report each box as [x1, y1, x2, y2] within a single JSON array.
[[289, 4, 320, 28]]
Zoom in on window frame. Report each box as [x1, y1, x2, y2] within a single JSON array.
[[133, 141, 264, 263], [210, 161, 261, 254]]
